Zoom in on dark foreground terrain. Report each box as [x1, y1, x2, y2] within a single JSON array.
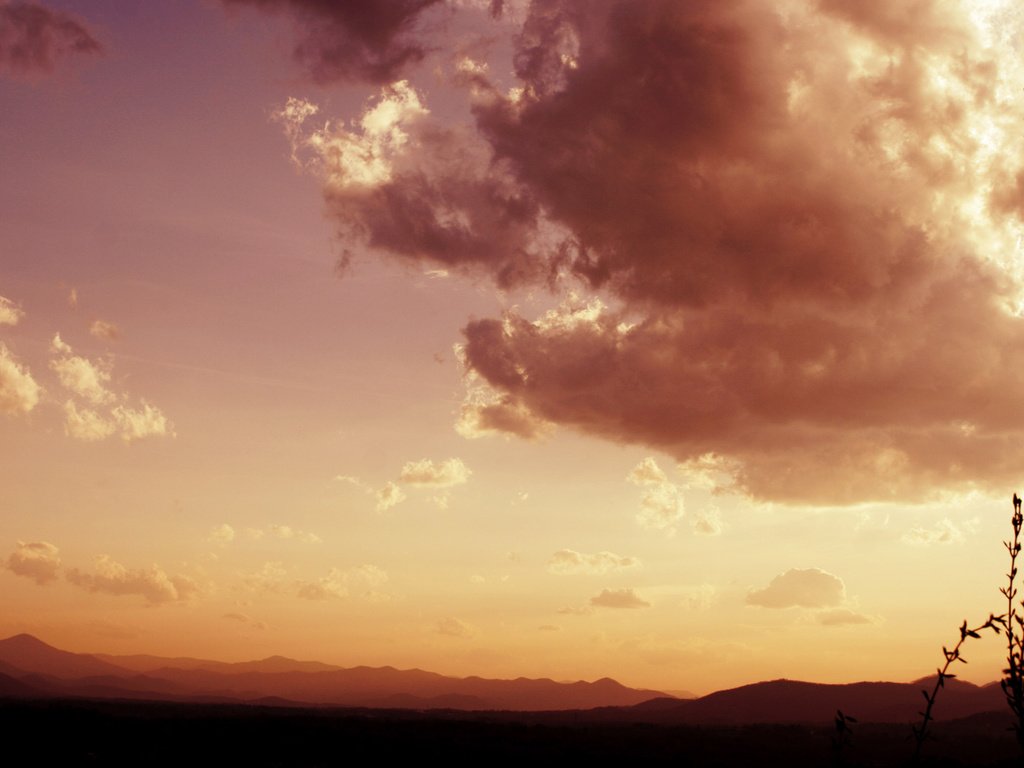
[[1, 698, 1020, 767]]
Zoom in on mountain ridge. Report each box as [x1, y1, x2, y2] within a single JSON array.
[[0, 634, 1010, 724]]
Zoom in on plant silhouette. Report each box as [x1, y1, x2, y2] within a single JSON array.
[[912, 493, 1024, 762], [1000, 492, 1024, 749]]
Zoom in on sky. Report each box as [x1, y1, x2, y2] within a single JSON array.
[[2, 0, 1024, 696]]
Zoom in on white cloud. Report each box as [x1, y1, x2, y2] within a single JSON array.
[[280, 82, 429, 189], [547, 548, 639, 575], [0, 296, 24, 326], [63, 400, 116, 441], [49, 334, 172, 441], [747, 568, 846, 609], [112, 402, 171, 441], [398, 457, 471, 487], [66, 555, 198, 604], [0, 343, 40, 415], [5, 541, 61, 584], [376, 481, 406, 512], [50, 334, 113, 404], [590, 588, 651, 609]]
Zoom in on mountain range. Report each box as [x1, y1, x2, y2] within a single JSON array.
[[0, 633, 1010, 724]]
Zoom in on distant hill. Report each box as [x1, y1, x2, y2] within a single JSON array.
[[615, 678, 1006, 725], [0, 634, 131, 679], [1, 633, 1008, 723], [0, 634, 667, 711]]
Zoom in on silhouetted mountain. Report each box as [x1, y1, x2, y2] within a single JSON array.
[[4, 633, 1009, 724], [94, 653, 342, 675], [135, 665, 666, 710], [0, 672, 44, 698], [627, 678, 1006, 725], [0, 634, 666, 710], [0, 634, 129, 679]]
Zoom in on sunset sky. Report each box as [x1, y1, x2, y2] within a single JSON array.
[[3, 0, 1024, 696]]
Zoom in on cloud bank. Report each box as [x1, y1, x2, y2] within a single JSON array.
[[280, 0, 1024, 506]]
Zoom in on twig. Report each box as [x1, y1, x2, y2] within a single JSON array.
[[911, 614, 1005, 762], [1001, 493, 1024, 748]]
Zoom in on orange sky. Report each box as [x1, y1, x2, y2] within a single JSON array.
[[2, 0, 1024, 696]]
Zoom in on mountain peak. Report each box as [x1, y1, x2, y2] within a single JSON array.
[[1, 633, 53, 649]]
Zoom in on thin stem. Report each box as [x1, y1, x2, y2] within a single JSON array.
[[912, 614, 1005, 762], [1001, 494, 1024, 748]]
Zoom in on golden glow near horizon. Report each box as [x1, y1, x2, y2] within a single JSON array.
[[5, 0, 1024, 697]]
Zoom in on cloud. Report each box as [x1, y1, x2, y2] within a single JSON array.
[[903, 517, 974, 546], [49, 335, 171, 441], [89, 320, 119, 341], [398, 457, 471, 487], [589, 587, 651, 609], [5, 540, 60, 584], [295, 564, 388, 600], [276, 82, 549, 282], [111, 403, 171, 440], [50, 334, 113, 404], [0, 296, 23, 326], [817, 607, 875, 626], [225, 0, 443, 83], [747, 568, 846, 609], [627, 457, 684, 533], [66, 555, 198, 604], [0, 2, 102, 78], [266, 0, 1024, 506], [547, 548, 638, 575], [62, 400, 116, 441], [0, 343, 40, 415], [436, 616, 475, 638], [208, 524, 236, 544], [376, 481, 406, 511]]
